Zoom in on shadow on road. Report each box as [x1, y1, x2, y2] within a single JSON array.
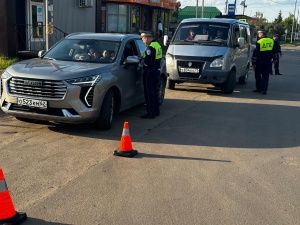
[[136, 152, 231, 162], [23, 217, 71, 225]]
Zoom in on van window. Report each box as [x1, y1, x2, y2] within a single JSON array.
[[240, 26, 248, 43], [173, 22, 230, 43], [233, 26, 240, 46]]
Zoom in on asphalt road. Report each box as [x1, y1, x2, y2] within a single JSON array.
[[0, 47, 300, 225]]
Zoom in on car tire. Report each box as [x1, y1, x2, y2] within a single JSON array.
[[95, 89, 114, 130], [166, 79, 175, 89], [157, 76, 166, 105], [239, 66, 249, 84], [222, 70, 236, 94]]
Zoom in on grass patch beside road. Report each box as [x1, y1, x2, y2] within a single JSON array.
[[0, 56, 19, 70]]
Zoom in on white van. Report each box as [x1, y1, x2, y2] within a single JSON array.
[[164, 18, 251, 94]]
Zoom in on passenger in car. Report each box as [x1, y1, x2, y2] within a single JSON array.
[[186, 29, 196, 40], [89, 48, 100, 60], [100, 50, 112, 62]]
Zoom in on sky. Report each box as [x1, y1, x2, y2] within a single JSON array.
[[180, 0, 300, 22]]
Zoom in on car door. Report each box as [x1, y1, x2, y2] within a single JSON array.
[[232, 24, 244, 78], [116, 40, 143, 109]]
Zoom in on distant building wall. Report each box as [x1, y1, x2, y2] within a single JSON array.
[[52, 0, 96, 34]]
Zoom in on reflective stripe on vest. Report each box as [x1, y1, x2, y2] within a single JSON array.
[[149, 42, 162, 59], [257, 38, 274, 52], [0, 179, 8, 193]]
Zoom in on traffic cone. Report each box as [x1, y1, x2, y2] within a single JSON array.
[[114, 122, 138, 157], [0, 168, 27, 225]]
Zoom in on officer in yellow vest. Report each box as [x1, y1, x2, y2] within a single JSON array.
[[251, 29, 277, 95], [140, 30, 162, 119]]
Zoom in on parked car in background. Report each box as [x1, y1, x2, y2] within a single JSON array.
[[0, 33, 167, 130], [164, 18, 251, 94]]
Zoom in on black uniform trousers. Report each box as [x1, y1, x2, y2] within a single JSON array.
[[274, 55, 280, 74], [255, 65, 270, 92], [143, 69, 159, 117]]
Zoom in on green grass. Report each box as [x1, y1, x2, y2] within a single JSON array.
[[0, 56, 19, 70]]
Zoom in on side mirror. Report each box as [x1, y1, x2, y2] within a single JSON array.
[[124, 56, 140, 65], [38, 50, 47, 58], [237, 37, 245, 48], [163, 35, 169, 46]]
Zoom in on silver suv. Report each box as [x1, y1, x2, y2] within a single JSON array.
[[0, 33, 167, 129]]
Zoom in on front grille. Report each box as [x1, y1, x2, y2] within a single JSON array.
[[177, 61, 205, 79], [8, 78, 67, 99]]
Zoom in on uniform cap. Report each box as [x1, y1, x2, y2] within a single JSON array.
[[273, 34, 279, 37], [139, 30, 154, 37], [257, 29, 267, 34]]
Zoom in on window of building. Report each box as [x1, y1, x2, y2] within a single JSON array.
[[107, 4, 129, 33]]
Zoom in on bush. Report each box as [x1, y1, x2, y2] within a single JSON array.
[[0, 56, 19, 70]]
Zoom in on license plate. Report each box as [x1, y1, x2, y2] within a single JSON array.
[[180, 67, 199, 73], [17, 98, 47, 109]]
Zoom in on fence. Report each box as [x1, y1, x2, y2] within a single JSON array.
[[15, 24, 68, 58]]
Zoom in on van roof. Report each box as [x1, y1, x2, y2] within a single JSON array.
[[180, 18, 248, 25]]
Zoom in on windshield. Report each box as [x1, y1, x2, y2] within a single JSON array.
[[44, 39, 120, 63], [173, 22, 230, 45]]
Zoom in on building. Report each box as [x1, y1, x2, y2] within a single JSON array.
[[0, 0, 177, 58], [178, 6, 222, 22]]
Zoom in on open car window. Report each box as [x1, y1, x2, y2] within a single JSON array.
[[44, 39, 120, 63]]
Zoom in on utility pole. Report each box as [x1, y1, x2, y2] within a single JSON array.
[[225, 0, 228, 15], [45, 0, 49, 51], [196, 0, 198, 18], [202, 0, 204, 18], [291, 0, 297, 43], [295, 9, 299, 40], [234, 0, 237, 14]]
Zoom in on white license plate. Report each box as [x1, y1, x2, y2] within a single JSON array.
[[180, 67, 200, 73], [17, 98, 47, 109]]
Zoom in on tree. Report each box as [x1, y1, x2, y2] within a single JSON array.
[[283, 13, 294, 33], [254, 11, 268, 24], [274, 11, 283, 24]]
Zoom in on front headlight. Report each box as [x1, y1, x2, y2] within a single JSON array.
[[1, 70, 12, 79], [65, 74, 102, 87], [210, 57, 224, 68], [165, 54, 174, 67]]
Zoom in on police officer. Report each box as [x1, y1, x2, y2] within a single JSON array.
[[272, 34, 282, 75], [140, 30, 162, 119], [251, 29, 277, 95]]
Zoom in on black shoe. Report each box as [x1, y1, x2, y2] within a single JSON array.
[[140, 113, 155, 119], [253, 90, 261, 93], [155, 112, 160, 116], [262, 91, 267, 95], [275, 73, 282, 75]]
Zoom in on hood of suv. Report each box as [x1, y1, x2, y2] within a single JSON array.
[[6, 58, 110, 79]]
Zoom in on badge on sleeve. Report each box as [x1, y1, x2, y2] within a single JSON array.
[[146, 50, 151, 55]]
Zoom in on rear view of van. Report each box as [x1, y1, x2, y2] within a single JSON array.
[[164, 18, 251, 94]]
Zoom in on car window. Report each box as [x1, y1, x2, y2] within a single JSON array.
[[44, 39, 120, 63], [136, 39, 146, 56]]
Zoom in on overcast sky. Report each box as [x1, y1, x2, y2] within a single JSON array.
[[180, 0, 299, 22]]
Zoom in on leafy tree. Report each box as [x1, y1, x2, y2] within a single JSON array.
[[283, 13, 294, 33], [274, 11, 283, 24]]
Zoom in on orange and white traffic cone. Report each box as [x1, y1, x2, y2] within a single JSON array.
[[114, 122, 138, 157], [0, 168, 27, 225]]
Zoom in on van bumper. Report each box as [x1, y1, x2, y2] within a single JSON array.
[[168, 69, 230, 84]]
